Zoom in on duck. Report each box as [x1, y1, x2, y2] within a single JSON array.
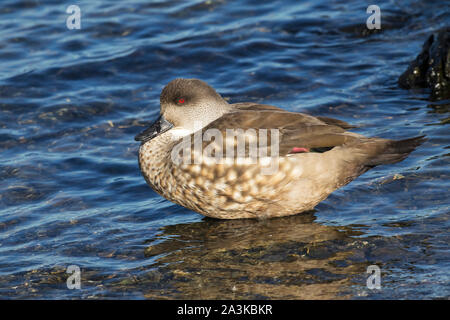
[[135, 78, 424, 219]]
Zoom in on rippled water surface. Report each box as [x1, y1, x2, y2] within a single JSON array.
[[0, 0, 449, 299]]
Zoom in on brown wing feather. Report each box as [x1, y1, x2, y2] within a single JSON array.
[[181, 106, 359, 158], [234, 103, 356, 129]]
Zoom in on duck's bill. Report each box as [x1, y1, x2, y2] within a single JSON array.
[[135, 115, 174, 143]]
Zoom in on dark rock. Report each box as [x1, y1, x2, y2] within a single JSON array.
[[399, 27, 450, 100]]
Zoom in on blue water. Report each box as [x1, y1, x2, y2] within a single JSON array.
[[0, 0, 448, 299]]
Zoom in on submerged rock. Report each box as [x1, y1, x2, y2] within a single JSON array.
[[399, 27, 450, 100]]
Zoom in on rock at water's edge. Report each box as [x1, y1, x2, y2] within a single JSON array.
[[399, 27, 450, 100]]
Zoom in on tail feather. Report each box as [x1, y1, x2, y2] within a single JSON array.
[[334, 135, 425, 188], [363, 135, 426, 167]]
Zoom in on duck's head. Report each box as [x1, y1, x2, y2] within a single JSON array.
[[135, 78, 230, 143]]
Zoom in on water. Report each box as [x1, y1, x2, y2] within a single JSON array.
[[0, 0, 448, 299]]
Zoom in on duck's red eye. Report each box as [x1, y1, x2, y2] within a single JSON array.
[[178, 98, 185, 104]]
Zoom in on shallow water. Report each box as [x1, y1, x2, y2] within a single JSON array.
[[0, 0, 449, 299]]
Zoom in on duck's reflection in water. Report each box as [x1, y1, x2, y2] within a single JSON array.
[[141, 212, 371, 299]]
